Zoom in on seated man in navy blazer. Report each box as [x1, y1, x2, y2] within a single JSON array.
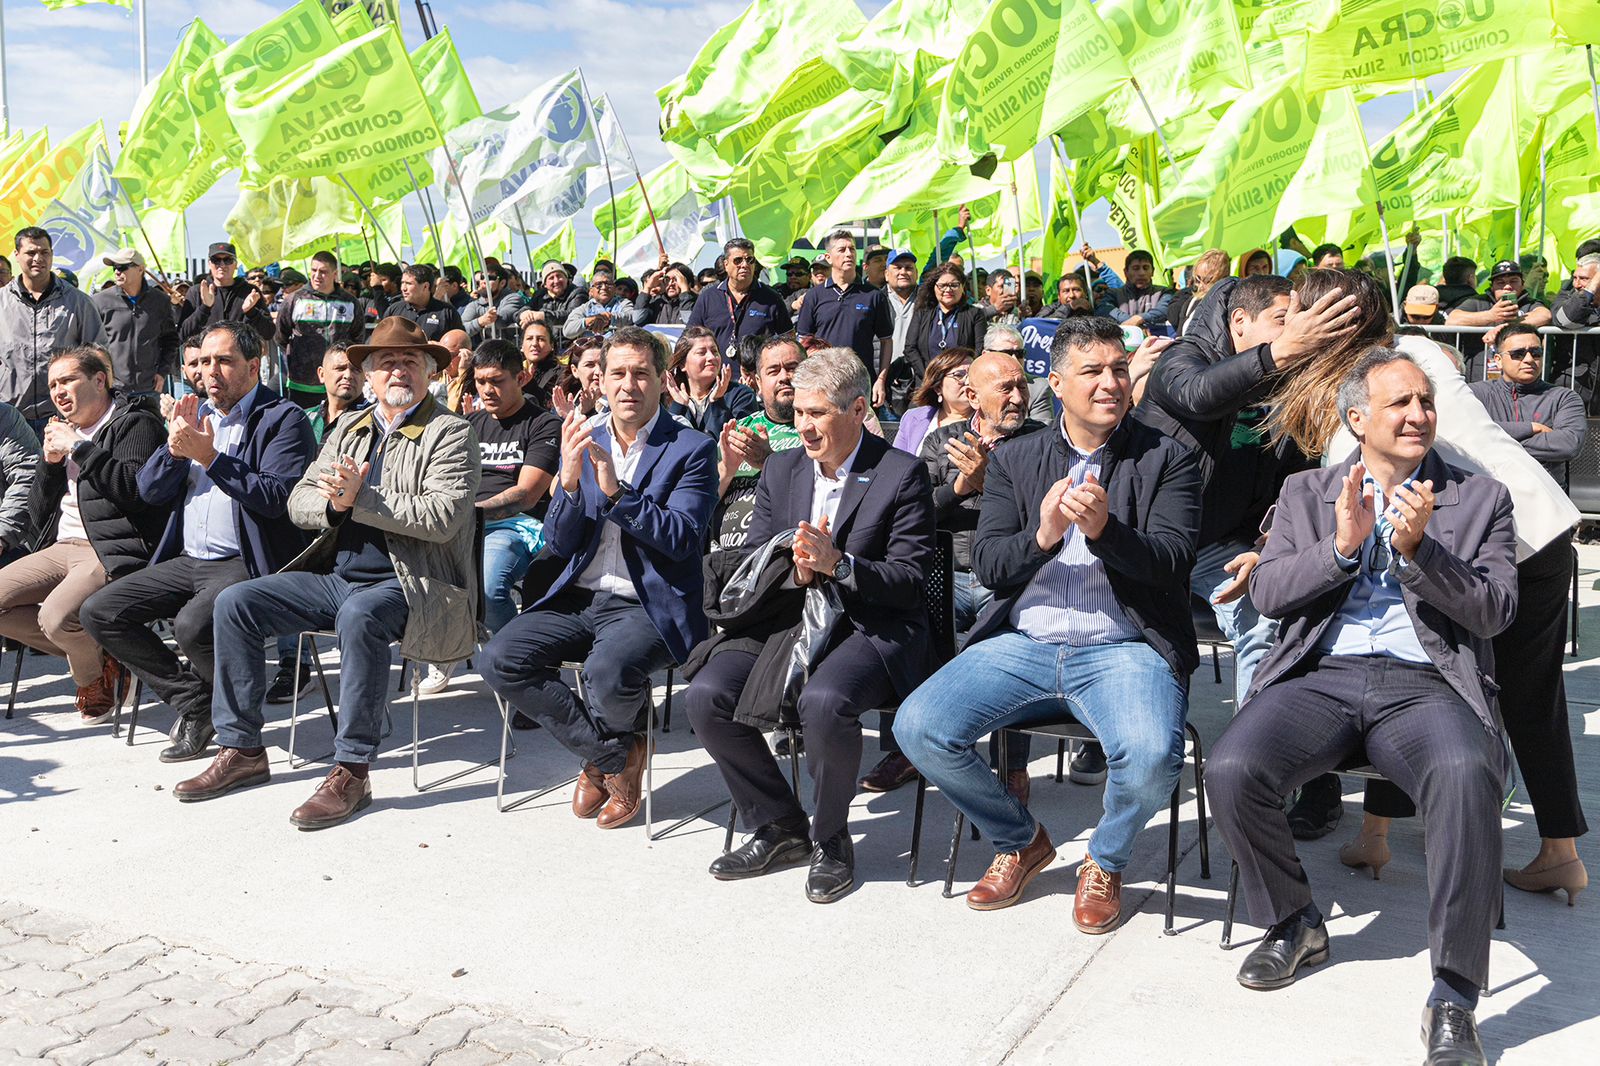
[[685, 347, 936, 903], [1208, 348, 1517, 1066], [81, 321, 316, 763], [482, 326, 717, 830]]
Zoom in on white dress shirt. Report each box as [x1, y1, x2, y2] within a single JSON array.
[[576, 408, 661, 600], [56, 405, 118, 543], [809, 432, 866, 528], [181, 387, 257, 560]]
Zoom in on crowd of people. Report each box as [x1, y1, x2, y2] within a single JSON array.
[[3, 217, 1599, 1066]]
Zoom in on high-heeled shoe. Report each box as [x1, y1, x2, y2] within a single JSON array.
[[1338, 833, 1391, 880], [1503, 858, 1588, 906]]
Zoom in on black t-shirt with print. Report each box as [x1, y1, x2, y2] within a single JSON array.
[[468, 400, 560, 516]]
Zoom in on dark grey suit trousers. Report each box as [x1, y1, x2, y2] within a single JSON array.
[[1209, 654, 1504, 988]]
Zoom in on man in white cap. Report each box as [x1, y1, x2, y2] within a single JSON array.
[[1401, 284, 1443, 326], [91, 249, 178, 403]]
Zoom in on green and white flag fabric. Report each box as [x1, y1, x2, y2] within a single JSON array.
[[126, 207, 188, 278], [39, 126, 137, 284], [525, 221, 579, 273], [1302, 0, 1555, 92], [593, 161, 717, 277], [1106, 138, 1173, 272], [225, 25, 442, 187], [40, 0, 130, 9], [0, 125, 99, 245], [938, 0, 1131, 164], [115, 19, 231, 211], [1098, 0, 1253, 138], [1232, 0, 1316, 83], [439, 69, 599, 234]]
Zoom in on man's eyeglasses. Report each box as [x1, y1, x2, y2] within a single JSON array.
[[210, 256, 236, 265], [484, 273, 504, 282], [986, 346, 1023, 357], [1500, 345, 1542, 361], [727, 256, 754, 266], [113, 264, 138, 273]]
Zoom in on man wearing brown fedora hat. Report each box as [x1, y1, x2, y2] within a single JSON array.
[[174, 318, 481, 830]]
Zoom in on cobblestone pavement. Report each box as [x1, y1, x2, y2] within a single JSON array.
[[0, 902, 699, 1066]]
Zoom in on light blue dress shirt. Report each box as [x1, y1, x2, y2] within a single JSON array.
[[1315, 474, 1430, 664], [1009, 423, 1142, 646], [181, 386, 259, 561]]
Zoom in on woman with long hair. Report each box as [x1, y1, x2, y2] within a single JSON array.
[[663, 325, 758, 432], [891, 348, 975, 455], [1169, 249, 1233, 336], [553, 333, 606, 418], [888, 263, 986, 416], [1264, 268, 1587, 901]]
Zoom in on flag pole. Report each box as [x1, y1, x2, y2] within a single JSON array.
[[437, 144, 488, 280], [609, 109, 666, 258], [136, 0, 148, 85], [1128, 77, 1184, 182], [1538, 144, 1548, 277], [575, 68, 619, 261], [1, 1, 11, 134], [1008, 161, 1027, 297], [511, 203, 537, 276], [1587, 46, 1600, 145], [1051, 137, 1095, 292], [401, 158, 444, 265], [115, 181, 169, 278], [339, 175, 400, 260], [1350, 109, 1403, 324]]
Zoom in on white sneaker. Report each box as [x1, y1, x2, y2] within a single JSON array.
[[418, 662, 458, 695]]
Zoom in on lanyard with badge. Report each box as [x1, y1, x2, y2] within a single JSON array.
[[724, 283, 752, 358]]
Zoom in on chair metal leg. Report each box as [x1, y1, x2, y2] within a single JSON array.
[[124, 680, 143, 747], [786, 726, 802, 792], [413, 659, 505, 793], [662, 667, 673, 733], [396, 658, 409, 693], [942, 811, 965, 898], [1221, 861, 1241, 948], [1570, 545, 1580, 657], [645, 681, 656, 845], [5, 640, 23, 720], [1211, 644, 1221, 684], [723, 801, 738, 853], [1055, 739, 1066, 783], [1187, 722, 1211, 880], [907, 773, 927, 886], [1164, 783, 1180, 935], [652, 795, 732, 842], [290, 634, 337, 769]]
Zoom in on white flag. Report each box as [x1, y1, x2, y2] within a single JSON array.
[[439, 70, 598, 234]]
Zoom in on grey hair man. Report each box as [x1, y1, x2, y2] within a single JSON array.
[[982, 321, 1058, 426]]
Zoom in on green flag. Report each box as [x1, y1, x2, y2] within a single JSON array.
[[0, 124, 98, 242], [938, 0, 1131, 164], [40, 0, 130, 9], [0, 130, 50, 198], [342, 28, 482, 206], [658, 0, 867, 153], [1232, 0, 1314, 82], [225, 25, 442, 188], [1152, 77, 1322, 259], [1302, 0, 1555, 93], [331, 1, 375, 38], [1041, 151, 1078, 281], [1098, 0, 1252, 137], [1105, 138, 1174, 272], [126, 207, 187, 278], [527, 221, 579, 273], [319, 0, 399, 28], [115, 19, 231, 211]]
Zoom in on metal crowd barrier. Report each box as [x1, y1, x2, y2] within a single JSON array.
[[1413, 323, 1600, 387]]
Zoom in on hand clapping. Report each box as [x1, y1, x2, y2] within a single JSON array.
[[1385, 478, 1435, 560], [317, 453, 370, 512], [793, 516, 840, 585]]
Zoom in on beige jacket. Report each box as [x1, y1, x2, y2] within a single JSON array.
[[286, 393, 481, 663]]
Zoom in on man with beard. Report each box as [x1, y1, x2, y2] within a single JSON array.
[[711, 335, 807, 551]]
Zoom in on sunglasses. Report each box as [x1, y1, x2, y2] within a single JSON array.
[[1500, 346, 1542, 361], [484, 273, 503, 282], [113, 263, 139, 273], [210, 256, 236, 265], [986, 346, 1023, 357]]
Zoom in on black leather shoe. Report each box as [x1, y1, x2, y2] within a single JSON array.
[[1287, 773, 1345, 841], [1069, 742, 1107, 785], [1236, 913, 1330, 991], [709, 824, 811, 880], [805, 830, 855, 904], [1422, 1003, 1486, 1065], [265, 659, 313, 705], [159, 717, 216, 763]]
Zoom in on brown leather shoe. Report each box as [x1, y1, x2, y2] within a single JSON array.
[[596, 735, 649, 830], [76, 656, 126, 724], [1073, 856, 1123, 934], [174, 748, 270, 803], [859, 751, 918, 792], [1005, 769, 1031, 808], [289, 766, 373, 830], [967, 825, 1055, 911], [572, 763, 607, 819]]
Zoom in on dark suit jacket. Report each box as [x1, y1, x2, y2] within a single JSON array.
[[1245, 448, 1518, 729], [744, 431, 937, 700], [138, 386, 316, 578], [539, 411, 718, 664], [968, 417, 1202, 678]]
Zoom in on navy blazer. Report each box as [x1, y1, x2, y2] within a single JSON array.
[[138, 386, 317, 578], [969, 416, 1202, 679], [745, 431, 937, 700], [539, 410, 718, 664]]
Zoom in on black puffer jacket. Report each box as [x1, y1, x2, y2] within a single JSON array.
[[28, 395, 167, 577], [1135, 276, 1308, 546]]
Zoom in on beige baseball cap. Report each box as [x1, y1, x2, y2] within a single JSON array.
[[1403, 283, 1439, 316], [103, 248, 146, 269]]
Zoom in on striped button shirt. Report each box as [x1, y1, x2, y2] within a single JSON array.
[[1008, 424, 1142, 646]]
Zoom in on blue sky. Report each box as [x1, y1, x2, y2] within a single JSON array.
[[4, 0, 1423, 268]]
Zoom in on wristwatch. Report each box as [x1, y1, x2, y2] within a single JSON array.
[[606, 480, 631, 506], [831, 555, 853, 583]]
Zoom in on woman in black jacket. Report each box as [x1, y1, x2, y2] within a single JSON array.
[[890, 263, 985, 415]]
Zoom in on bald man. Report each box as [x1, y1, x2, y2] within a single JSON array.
[[860, 351, 1047, 795], [437, 328, 471, 412]]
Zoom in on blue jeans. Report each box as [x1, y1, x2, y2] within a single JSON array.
[[211, 572, 407, 764], [1191, 538, 1276, 708], [482, 527, 535, 633], [895, 631, 1187, 868], [952, 569, 995, 635]]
